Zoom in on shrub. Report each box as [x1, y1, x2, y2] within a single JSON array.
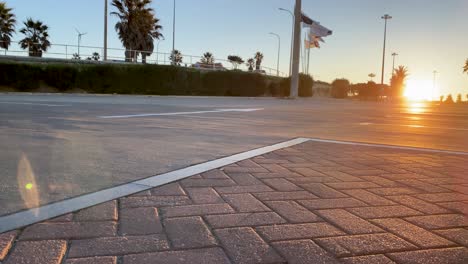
[[280, 74, 314, 97], [331, 78, 350, 98]]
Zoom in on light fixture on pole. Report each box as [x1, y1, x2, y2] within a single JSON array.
[[290, 0, 302, 98], [279, 8, 294, 76], [104, 0, 108, 61], [75, 28, 87, 58], [391, 52, 398, 73], [269, 32, 281, 77], [380, 14, 392, 85]]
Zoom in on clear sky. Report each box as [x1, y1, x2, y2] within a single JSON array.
[[4, 0, 468, 96]]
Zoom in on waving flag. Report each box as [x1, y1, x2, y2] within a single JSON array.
[[301, 12, 333, 37]]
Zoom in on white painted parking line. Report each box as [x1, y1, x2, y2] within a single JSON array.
[[98, 108, 264, 119], [0, 102, 70, 107]]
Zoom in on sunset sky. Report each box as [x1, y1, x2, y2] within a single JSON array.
[[5, 0, 468, 97]]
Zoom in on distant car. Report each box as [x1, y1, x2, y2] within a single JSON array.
[[253, 69, 266, 75]]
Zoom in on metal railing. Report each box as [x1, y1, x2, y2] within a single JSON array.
[[0, 41, 287, 77]]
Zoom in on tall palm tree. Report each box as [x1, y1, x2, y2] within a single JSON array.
[[0, 2, 16, 50], [368, 73, 376, 81], [19, 18, 50, 57], [169, 49, 183, 65], [111, 0, 162, 62], [254, 52, 264, 70], [200, 52, 214, 65], [464, 59, 468, 74], [390, 66, 409, 97]]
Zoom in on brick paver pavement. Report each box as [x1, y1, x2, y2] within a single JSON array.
[[1, 141, 467, 263]]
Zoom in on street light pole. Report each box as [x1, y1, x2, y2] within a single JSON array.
[[269, 33, 281, 76], [290, 0, 301, 98], [172, 0, 176, 56], [380, 14, 392, 85], [391, 52, 398, 74], [104, 0, 108, 61], [279, 8, 294, 76], [433, 70, 438, 101]]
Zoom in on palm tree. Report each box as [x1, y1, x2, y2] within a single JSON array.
[[200, 52, 214, 65], [390, 66, 409, 97], [254, 52, 264, 70], [169, 49, 183, 65], [0, 2, 16, 51], [368, 73, 376, 81], [464, 59, 468, 74], [111, 0, 163, 63], [246, 58, 254, 71], [19, 18, 50, 57]]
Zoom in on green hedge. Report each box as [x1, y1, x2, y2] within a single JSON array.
[[0, 61, 314, 97]]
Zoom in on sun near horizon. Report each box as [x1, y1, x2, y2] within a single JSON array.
[[404, 79, 436, 101]]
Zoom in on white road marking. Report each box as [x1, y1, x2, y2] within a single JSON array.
[[98, 108, 264, 119], [0, 137, 307, 233], [0, 102, 69, 107]]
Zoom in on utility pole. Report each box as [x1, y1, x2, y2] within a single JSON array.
[[279, 8, 294, 76], [290, 0, 301, 98], [104, 0, 108, 61], [380, 14, 392, 85], [269, 33, 281, 76]]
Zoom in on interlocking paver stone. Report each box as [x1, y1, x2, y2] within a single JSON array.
[[214, 227, 284, 264], [215, 185, 273, 194], [437, 201, 468, 215], [161, 203, 234, 218], [347, 205, 423, 219], [0, 231, 17, 261], [119, 207, 163, 235], [65, 257, 117, 264], [120, 195, 191, 208], [253, 191, 318, 201], [123, 247, 231, 264], [324, 181, 380, 189], [341, 189, 395, 206], [261, 178, 302, 191], [371, 218, 455, 248], [435, 228, 468, 247], [150, 182, 186, 196], [68, 235, 169, 258], [316, 233, 417, 257], [222, 193, 270, 212], [5, 240, 67, 264], [74, 201, 117, 221], [299, 198, 367, 209], [386, 195, 451, 214], [20, 222, 117, 240], [414, 193, 468, 203], [316, 209, 383, 234], [164, 216, 217, 249], [257, 222, 345, 241], [228, 173, 263, 186], [272, 239, 340, 264], [205, 212, 286, 228], [405, 214, 468, 229], [387, 247, 468, 264], [185, 187, 224, 204], [265, 201, 321, 223], [299, 183, 347, 198], [341, 254, 396, 263]]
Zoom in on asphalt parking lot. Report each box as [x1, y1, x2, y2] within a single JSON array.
[[1, 94, 467, 216]]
